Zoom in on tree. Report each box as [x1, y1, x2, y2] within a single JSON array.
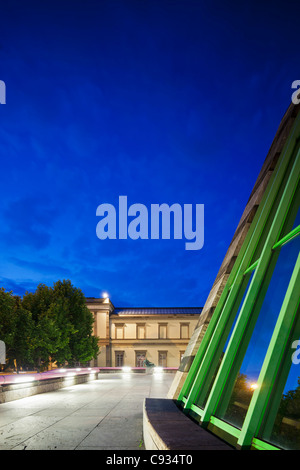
[[22, 284, 64, 371], [280, 377, 300, 419], [0, 288, 18, 369], [10, 296, 35, 371], [0, 289, 35, 371], [0, 280, 99, 371], [22, 280, 99, 368], [51, 280, 99, 365]]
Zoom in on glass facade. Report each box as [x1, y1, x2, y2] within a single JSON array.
[[178, 113, 300, 450], [259, 310, 300, 450], [196, 271, 255, 410], [216, 236, 300, 429]]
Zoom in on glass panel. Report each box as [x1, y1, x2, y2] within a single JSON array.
[[292, 210, 300, 231], [196, 270, 255, 409], [115, 352, 124, 367], [259, 310, 300, 450], [280, 182, 300, 239], [136, 352, 146, 367], [250, 155, 297, 264], [216, 235, 300, 429], [267, 348, 300, 449], [158, 352, 167, 367]]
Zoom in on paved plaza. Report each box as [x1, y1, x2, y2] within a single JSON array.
[[0, 372, 174, 450]]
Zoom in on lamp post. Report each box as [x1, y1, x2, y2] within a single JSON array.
[[0, 340, 6, 365]]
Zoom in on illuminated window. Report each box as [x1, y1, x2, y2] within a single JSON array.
[[158, 351, 167, 367], [115, 351, 124, 367], [136, 351, 146, 367]]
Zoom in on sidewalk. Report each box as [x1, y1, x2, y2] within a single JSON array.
[[0, 371, 174, 450]]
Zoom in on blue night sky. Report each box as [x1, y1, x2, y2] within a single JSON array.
[[0, 0, 299, 307]]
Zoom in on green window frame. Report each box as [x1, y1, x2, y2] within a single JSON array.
[[178, 112, 300, 450]]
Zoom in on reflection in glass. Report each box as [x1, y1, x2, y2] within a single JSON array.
[[196, 271, 254, 409], [216, 234, 300, 429], [266, 359, 300, 449], [259, 310, 300, 450], [280, 182, 300, 238], [250, 158, 297, 264]]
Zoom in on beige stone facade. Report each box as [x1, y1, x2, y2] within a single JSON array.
[[86, 298, 201, 368]]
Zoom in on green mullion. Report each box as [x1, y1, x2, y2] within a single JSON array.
[[274, 169, 299, 244], [272, 224, 300, 250], [237, 251, 300, 448], [261, 310, 300, 442], [251, 438, 280, 451], [215, 258, 277, 419], [200, 147, 300, 426], [182, 284, 238, 407], [190, 403, 203, 418], [179, 116, 300, 404], [179, 192, 265, 401], [178, 251, 251, 402], [209, 416, 241, 439], [243, 259, 259, 275], [183, 272, 251, 409], [178, 287, 231, 401], [180, 158, 284, 403]]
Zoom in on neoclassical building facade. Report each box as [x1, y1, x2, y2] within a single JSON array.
[[86, 297, 201, 369]]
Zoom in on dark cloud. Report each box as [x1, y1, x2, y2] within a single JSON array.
[[0, 277, 38, 297]]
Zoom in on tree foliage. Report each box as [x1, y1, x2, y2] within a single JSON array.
[[0, 281, 99, 371]]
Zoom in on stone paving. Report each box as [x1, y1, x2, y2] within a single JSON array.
[[0, 372, 174, 450]]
